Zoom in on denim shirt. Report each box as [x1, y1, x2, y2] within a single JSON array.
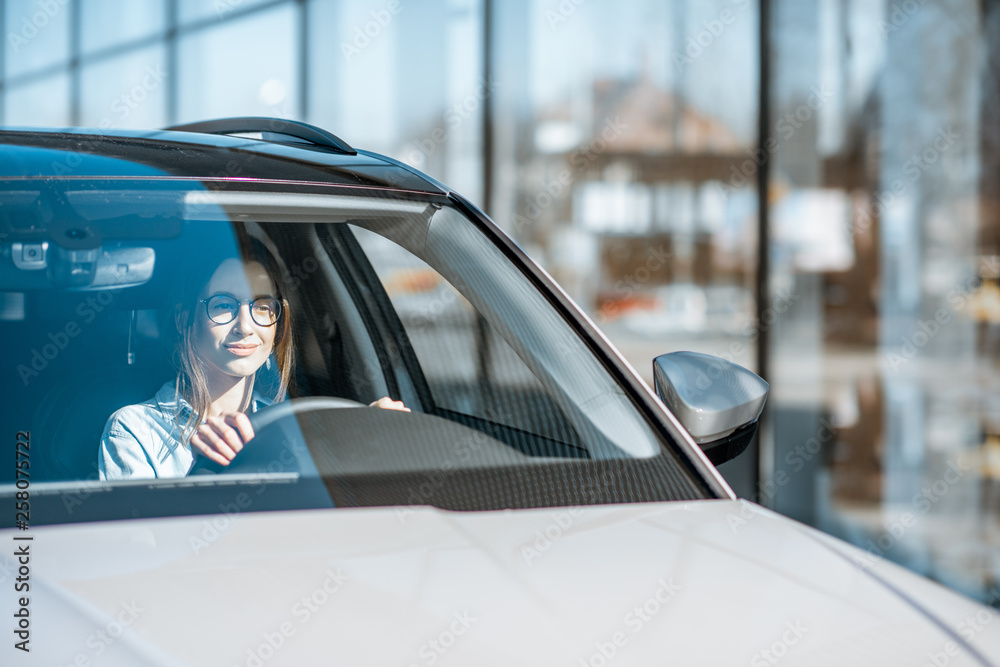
[[98, 381, 273, 480]]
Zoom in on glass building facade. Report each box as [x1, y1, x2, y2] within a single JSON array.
[[2, 0, 998, 605]]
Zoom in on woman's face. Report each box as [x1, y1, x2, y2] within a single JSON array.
[[192, 258, 278, 382]]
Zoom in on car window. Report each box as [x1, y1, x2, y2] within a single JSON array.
[[0, 179, 710, 526], [353, 224, 583, 445]]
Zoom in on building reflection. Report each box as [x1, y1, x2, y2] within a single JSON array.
[[1, 0, 997, 606], [490, 0, 1000, 605]]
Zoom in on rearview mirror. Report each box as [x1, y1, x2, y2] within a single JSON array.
[[653, 351, 768, 465]]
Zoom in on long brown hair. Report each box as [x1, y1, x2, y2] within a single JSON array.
[[170, 235, 295, 444]]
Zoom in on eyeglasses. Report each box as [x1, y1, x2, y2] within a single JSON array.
[[201, 294, 282, 327]]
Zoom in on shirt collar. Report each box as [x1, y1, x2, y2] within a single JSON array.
[[154, 380, 274, 422]]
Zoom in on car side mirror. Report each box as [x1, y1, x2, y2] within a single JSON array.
[[652, 351, 768, 465]]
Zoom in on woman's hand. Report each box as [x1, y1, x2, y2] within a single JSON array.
[[191, 399, 406, 467], [369, 397, 411, 412], [190, 412, 255, 466]]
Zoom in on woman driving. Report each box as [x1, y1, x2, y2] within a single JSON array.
[[98, 240, 407, 480]]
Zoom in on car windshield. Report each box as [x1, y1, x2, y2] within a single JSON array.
[[1, 178, 710, 526]]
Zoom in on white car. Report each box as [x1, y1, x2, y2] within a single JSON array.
[[1, 119, 997, 666]]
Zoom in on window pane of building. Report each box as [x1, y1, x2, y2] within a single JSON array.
[[766, 0, 999, 604], [80, 0, 166, 55], [0, 0, 992, 611], [79, 45, 168, 129], [307, 0, 484, 203], [4, 71, 70, 126], [176, 4, 298, 122], [4, 0, 70, 79], [177, 0, 274, 26], [491, 0, 760, 494]]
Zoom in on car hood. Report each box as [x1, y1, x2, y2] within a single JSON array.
[[5, 499, 999, 666]]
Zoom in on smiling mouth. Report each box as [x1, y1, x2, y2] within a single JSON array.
[[225, 344, 259, 357]]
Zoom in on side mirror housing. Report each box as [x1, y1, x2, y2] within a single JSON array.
[[653, 351, 769, 466]]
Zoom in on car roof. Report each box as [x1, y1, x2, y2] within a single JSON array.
[[0, 123, 448, 195]]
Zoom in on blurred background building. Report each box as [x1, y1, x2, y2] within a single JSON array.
[[2, 0, 998, 605]]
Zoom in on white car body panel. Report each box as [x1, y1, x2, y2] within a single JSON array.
[[4, 499, 998, 666]]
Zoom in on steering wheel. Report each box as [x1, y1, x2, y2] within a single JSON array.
[[188, 396, 367, 475]]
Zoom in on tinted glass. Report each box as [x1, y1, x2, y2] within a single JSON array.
[[0, 179, 708, 526]]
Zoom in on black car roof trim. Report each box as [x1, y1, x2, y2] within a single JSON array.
[[165, 117, 358, 156]]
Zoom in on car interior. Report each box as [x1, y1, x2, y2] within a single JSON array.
[[1, 181, 709, 526]]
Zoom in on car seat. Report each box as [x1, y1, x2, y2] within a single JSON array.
[[26, 307, 175, 482]]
